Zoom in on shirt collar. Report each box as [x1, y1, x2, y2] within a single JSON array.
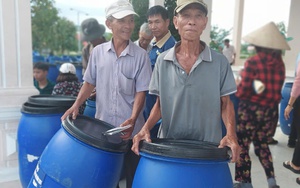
[[153, 31, 172, 48], [105, 39, 135, 57]]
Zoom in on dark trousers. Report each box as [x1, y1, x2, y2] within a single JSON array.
[[291, 97, 300, 166], [289, 97, 300, 142], [117, 140, 140, 188]]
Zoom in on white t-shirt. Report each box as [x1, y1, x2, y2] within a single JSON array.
[[223, 45, 235, 64]]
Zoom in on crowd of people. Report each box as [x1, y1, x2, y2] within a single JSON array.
[[32, 0, 299, 187]]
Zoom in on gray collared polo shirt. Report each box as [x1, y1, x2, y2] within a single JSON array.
[[149, 41, 237, 143]]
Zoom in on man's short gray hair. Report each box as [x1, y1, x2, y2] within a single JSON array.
[[139, 23, 152, 36]]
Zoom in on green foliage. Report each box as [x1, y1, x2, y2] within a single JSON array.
[[131, 0, 149, 41], [31, 0, 59, 53], [209, 25, 231, 51], [31, 0, 77, 55], [52, 17, 77, 54], [164, 0, 180, 41]]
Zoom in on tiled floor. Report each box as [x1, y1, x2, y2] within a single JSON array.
[[0, 126, 299, 188]]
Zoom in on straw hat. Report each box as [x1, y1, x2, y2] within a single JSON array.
[[243, 22, 290, 50]]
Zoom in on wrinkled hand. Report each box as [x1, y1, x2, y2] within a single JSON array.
[[61, 106, 79, 121], [284, 106, 293, 120], [218, 135, 241, 163], [120, 118, 136, 140], [131, 128, 151, 155]]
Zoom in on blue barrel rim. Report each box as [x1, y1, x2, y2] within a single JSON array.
[[62, 115, 129, 153], [28, 94, 76, 107], [21, 102, 69, 114], [140, 139, 229, 160]]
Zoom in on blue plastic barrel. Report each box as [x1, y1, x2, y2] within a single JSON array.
[[73, 63, 83, 82], [28, 115, 128, 188], [133, 139, 233, 188], [47, 63, 59, 83], [83, 98, 96, 118], [280, 82, 294, 135], [17, 95, 75, 187]]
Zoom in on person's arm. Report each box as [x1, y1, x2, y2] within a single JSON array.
[[61, 82, 95, 120], [285, 61, 300, 119], [219, 95, 241, 163], [232, 46, 236, 65], [120, 91, 146, 140], [82, 46, 89, 71], [284, 96, 297, 120], [132, 96, 161, 155]]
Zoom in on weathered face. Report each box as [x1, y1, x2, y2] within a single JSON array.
[[33, 68, 47, 81], [106, 15, 135, 41], [138, 31, 153, 49], [173, 5, 208, 41], [148, 14, 170, 40]]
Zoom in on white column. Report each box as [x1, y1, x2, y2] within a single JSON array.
[[0, 0, 37, 184], [285, 0, 300, 73], [149, 0, 164, 7], [0, 0, 38, 118], [202, 0, 212, 44], [232, 0, 245, 66]]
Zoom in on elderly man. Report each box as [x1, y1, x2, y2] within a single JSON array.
[[134, 22, 153, 53], [132, 0, 240, 163], [62, 0, 152, 187]]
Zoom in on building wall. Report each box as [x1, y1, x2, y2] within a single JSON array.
[[0, 0, 37, 185]]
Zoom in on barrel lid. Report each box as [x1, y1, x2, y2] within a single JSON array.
[[21, 102, 69, 114], [28, 95, 76, 107], [140, 139, 229, 160], [62, 115, 129, 153]]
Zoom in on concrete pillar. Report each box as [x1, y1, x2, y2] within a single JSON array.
[[0, 0, 37, 185], [285, 0, 300, 73], [149, 0, 164, 7], [202, 0, 212, 44], [232, 0, 245, 66], [0, 0, 38, 116]]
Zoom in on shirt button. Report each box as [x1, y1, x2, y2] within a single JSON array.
[[182, 71, 185, 74]]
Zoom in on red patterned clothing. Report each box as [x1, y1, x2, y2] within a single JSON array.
[[236, 52, 285, 107]]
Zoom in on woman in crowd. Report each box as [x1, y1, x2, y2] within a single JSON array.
[[52, 63, 84, 113]]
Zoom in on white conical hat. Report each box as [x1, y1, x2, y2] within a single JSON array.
[[243, 22, 290, 50]]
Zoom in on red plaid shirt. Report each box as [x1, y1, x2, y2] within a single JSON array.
[[236, 51, 285, 107]]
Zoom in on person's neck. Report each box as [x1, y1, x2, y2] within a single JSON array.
[[155, 30, 169, 42], [112, 38, 129, 57], [38, 79, 48, 89], [139, 42, 147, 50], [178, 40, 203, 57]]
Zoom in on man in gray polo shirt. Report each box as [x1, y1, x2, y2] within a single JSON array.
[[132, 0, 241, 163]]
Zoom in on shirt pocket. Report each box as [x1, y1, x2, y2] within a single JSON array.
[[119, 71, 135, 96]]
